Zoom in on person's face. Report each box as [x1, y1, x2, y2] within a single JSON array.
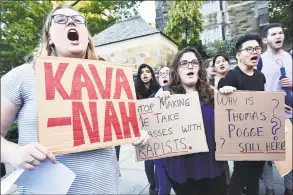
[[206, 61, 216, 77], [158, 67, 170, 87], [263, 27, 284, 50], [49, 8, 89, 58], [177, 52, 199, 88], [140, 67, 152, 84], [236, 40, 261, 67], [214, 56, 229, 75]]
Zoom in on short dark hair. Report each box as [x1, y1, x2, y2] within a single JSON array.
[[262, 23, 283, 38], [212, 54, 229, 67], [235, 34, 262, 52]]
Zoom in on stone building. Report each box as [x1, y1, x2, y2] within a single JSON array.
[[155, 0, 269, 44], [93, 16, 178, 74]]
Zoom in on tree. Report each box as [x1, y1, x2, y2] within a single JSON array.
[[204, 36, 238, 59], [165, 1, 204, 48], [65, 1, 140, 35], [0, 1, 140, 74], [268, 0, 292, 43], [0, 1, 53, 74]]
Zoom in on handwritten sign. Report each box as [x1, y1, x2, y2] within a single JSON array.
[[135, 92, 209, 161], [215, 91, 285, 161], [36, 57, 140, 155]]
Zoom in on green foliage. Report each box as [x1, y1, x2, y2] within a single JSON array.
[[0, 0, 139, 74], [165, 1, 204, 48], [268, 0, 292, 42], [73, 1, 140, 35], [0, 1, 53, 74], [5, 124, 19, 144], [204, 37, 238, 58]]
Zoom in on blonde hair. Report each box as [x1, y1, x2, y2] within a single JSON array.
[[29, 5, 98, 67]]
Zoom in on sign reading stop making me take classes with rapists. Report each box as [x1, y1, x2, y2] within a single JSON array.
[[135, 92, 209, 161], [36, 57, 141, 155]]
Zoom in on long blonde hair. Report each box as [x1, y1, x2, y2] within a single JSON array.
[[29, 5, 98, 67]]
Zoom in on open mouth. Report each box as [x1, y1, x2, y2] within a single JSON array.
[[250, 56, 258, 61], [220, 66, 225, 70], [163, 80, 168, 84], [187, 72, 194, 76], [143, 76, 148, 80], [275, 40, 282, 44], [67, 29, 79, 42]]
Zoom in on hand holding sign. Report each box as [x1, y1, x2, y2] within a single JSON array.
[[132, 130, 149, 147]]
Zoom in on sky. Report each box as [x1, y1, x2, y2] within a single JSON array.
[[138, 1, 156, 24]]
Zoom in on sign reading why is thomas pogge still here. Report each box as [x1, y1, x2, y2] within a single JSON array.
[[135, 92, 209, 161], [215, 91, 285, 161]]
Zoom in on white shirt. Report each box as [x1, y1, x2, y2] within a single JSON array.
[[261, 51, 292, 118]]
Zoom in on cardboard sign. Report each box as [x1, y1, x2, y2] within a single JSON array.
[[35, 57, 141, 155], [135, 92, 209, 161], [215, 91, 285, 161], [275, 119, 292, 177]]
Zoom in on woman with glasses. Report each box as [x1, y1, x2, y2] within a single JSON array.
[[149, 66, 173, 195], [155, 47, 227, 195], [0, 6, 148, 194]]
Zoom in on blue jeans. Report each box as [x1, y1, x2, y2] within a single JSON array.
[[153, 160, 172, 195], [145, 160, 159, 190]]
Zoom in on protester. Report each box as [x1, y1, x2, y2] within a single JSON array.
[[135, 63, 160, 195], [0, 5, 148, 194], [149, 66, 172, 195], [218, 34, 266, 195], [212, 54, 230, 88], [204, 58, 216, 85], [155, 47, 227, 195], [259, 23, 292, 195]]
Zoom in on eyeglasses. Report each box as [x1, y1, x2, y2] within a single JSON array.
[[239, 46, 262, 54], [178, 60, 199, 68], [52, 14, 86, 24], [159, 71, 169, 77]]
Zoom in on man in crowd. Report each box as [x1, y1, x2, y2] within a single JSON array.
[[259, 23, 292, 195]]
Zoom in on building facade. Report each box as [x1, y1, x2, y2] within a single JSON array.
[[93, 16, 178, 74], [155, 0, 269, 44]]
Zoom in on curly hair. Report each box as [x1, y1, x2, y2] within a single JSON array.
[[169, 47, 214, 105]]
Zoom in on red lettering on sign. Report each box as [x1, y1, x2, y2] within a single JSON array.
[[104, 101, 123, 142], [72, 101, 100, 146], [47, 117, 71, 127], [119, 102, 140, 138], [113, 68, 134, 100], [70, 64, 98, 100], [89, 64, 113, 99], [45, 62, 70, 100]]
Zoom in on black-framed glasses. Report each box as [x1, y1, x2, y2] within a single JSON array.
[[179, 60, 199, 68], [239, 46, 262, 54], [52, 14, 86, 24]]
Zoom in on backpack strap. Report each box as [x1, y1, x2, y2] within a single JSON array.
[[257, 57, 263, 72]]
